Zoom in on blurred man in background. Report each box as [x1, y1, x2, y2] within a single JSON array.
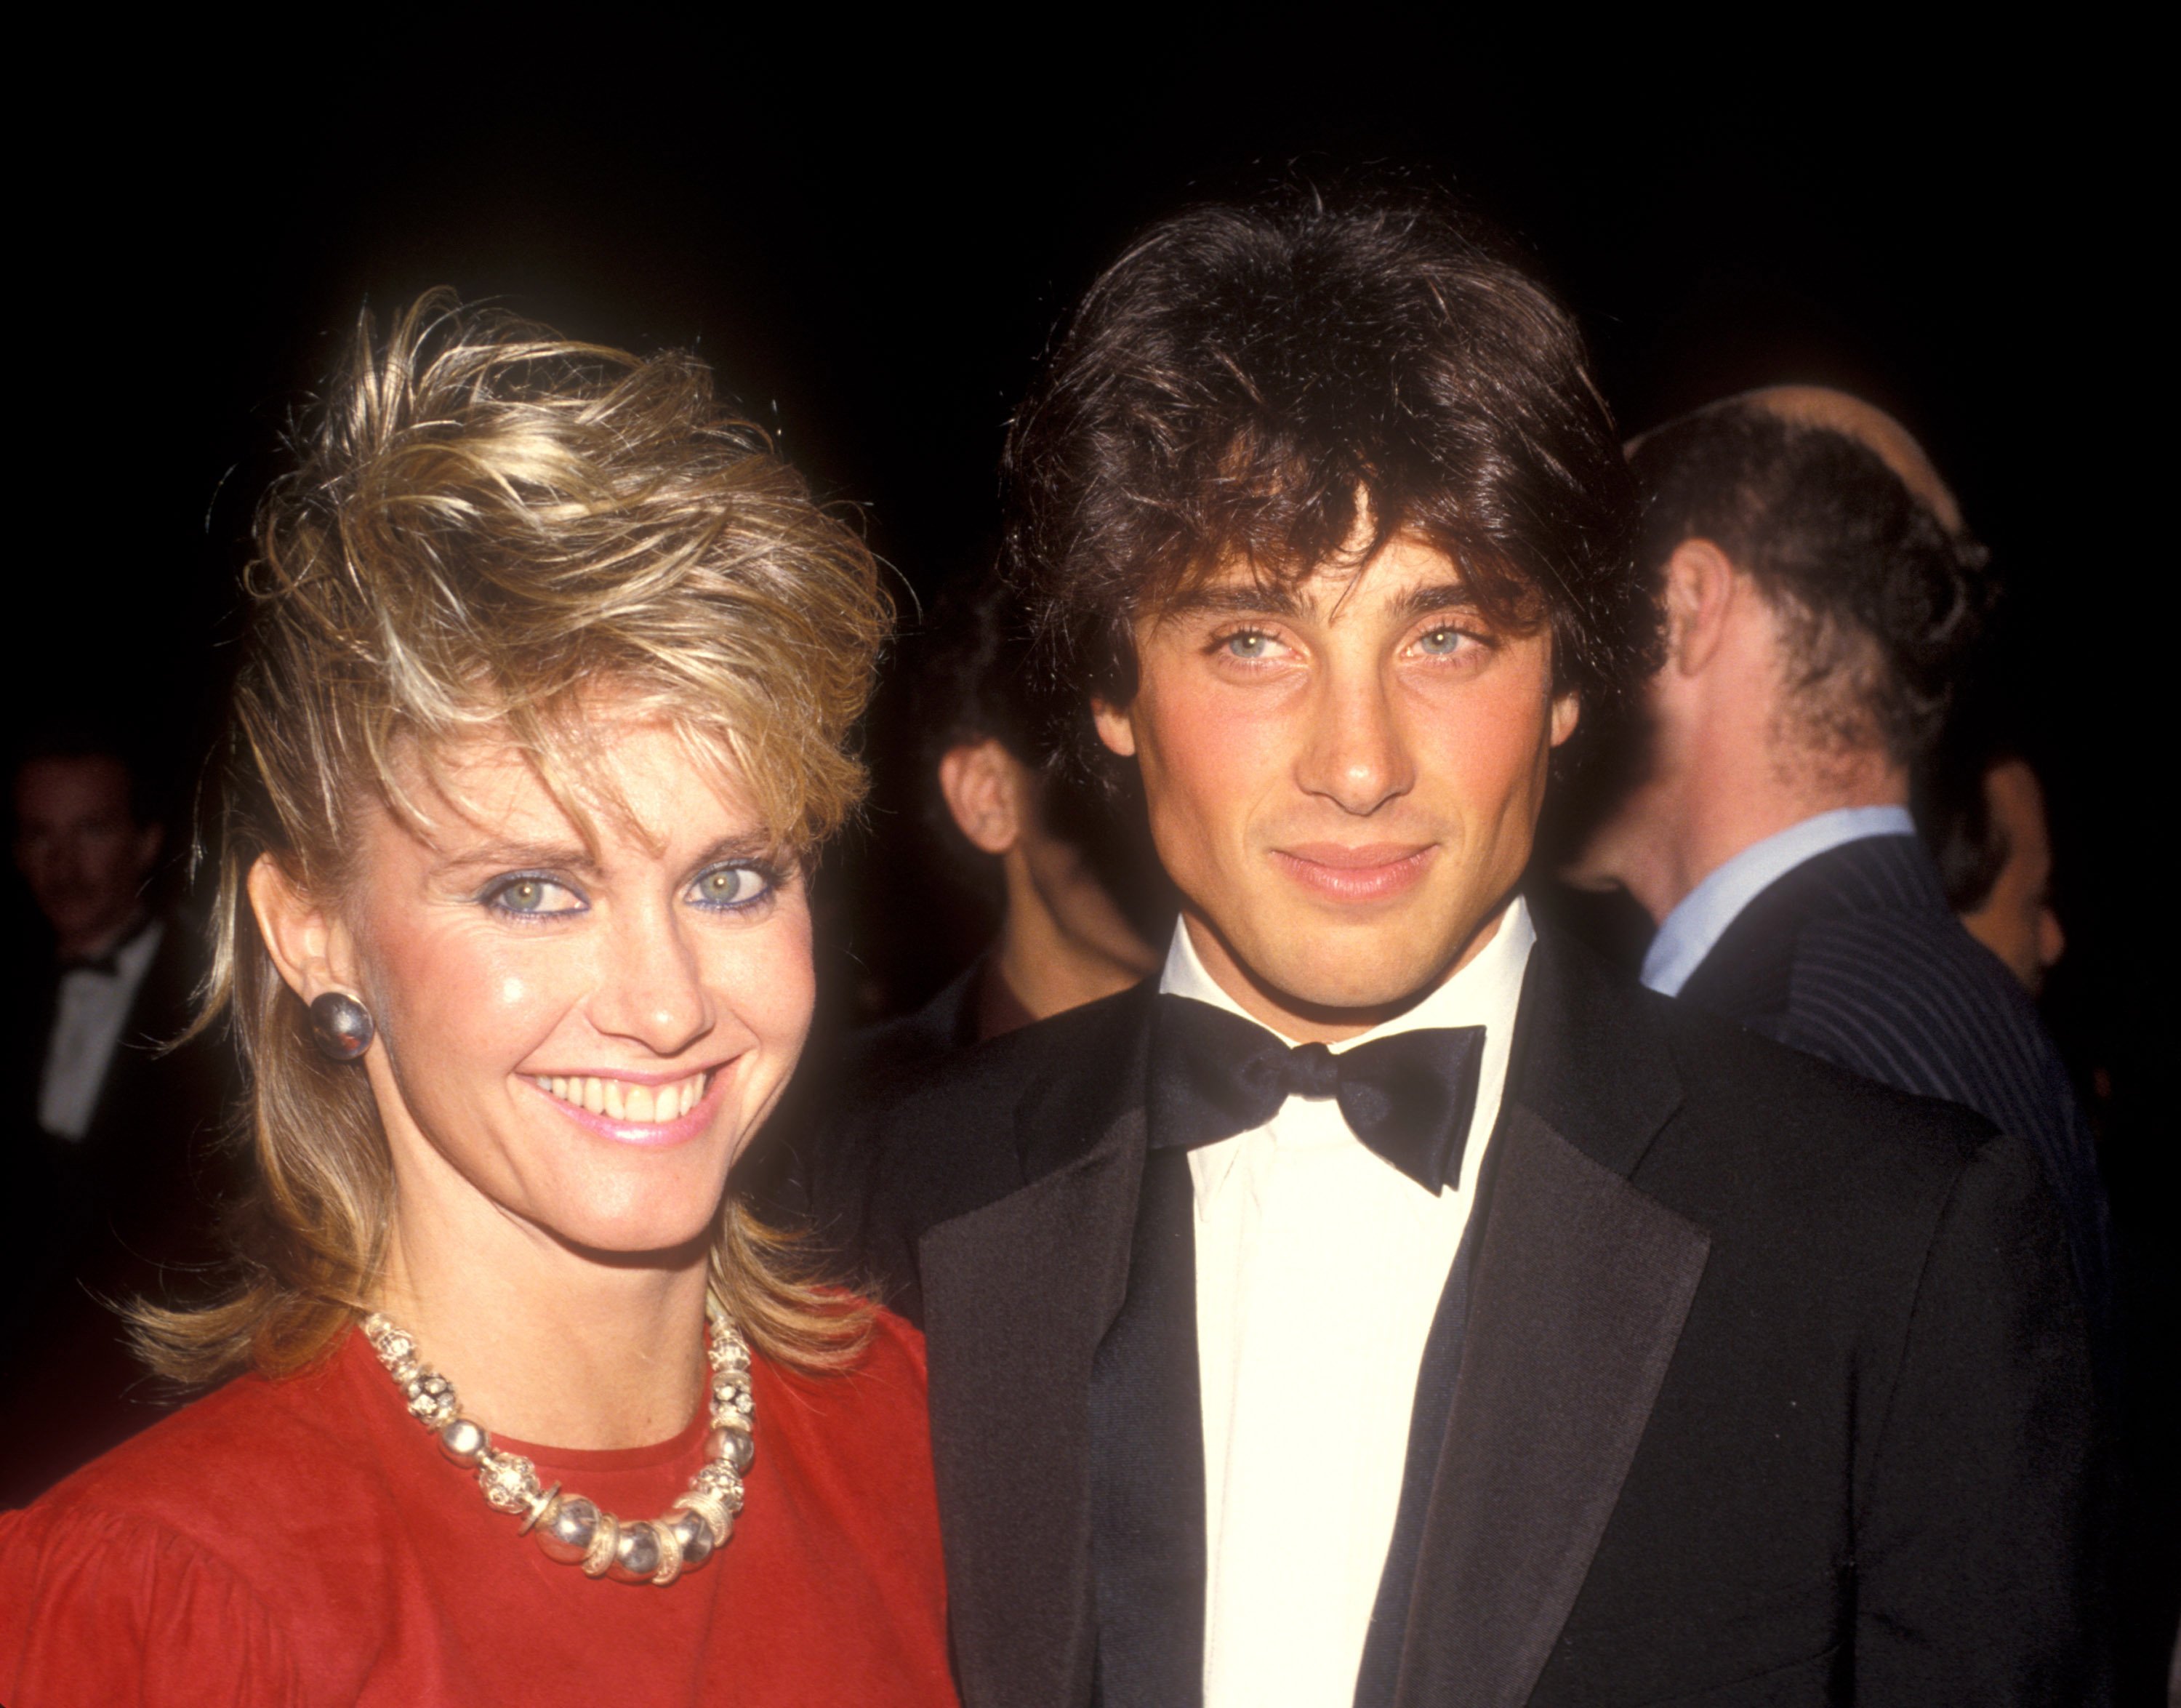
[[1565, 385, 2113, 1352], [1919, 723, 2067, 995], [2, 729, 230, 1502], [843, 568, 1165, 1096]]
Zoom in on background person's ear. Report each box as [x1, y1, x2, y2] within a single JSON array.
[[246, 853, 360, 1003], [936, 738, 1029, 856], [1663, 537, 1740, 678], [1090, 697, 1138, 758]]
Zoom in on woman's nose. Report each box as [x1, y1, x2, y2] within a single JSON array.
[[589, 909, 713, 1057]]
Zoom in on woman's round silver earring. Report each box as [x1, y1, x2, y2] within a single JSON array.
[[309, 991, 375, 1061]]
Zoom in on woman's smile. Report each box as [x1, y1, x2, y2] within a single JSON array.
[[521, 1065, 731, 1148]]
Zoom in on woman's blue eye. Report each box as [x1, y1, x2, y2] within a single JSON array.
[[489, 876, 583, 915], [689, 865, 774, 910]]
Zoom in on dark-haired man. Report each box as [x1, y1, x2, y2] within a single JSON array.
[[842, 195, 2102, 1706], [1566, 385, 2111, 1361]]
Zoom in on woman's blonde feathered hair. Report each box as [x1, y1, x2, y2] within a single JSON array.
[[136, 291, 891, 1384]]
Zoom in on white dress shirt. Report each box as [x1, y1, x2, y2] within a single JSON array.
[[1640, 806, 1917, 997], [38, 917, 164, 1139], [1161, 898, 1535, 1708]]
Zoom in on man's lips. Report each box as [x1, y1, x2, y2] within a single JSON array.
[[1271, 842, 1437, 902]]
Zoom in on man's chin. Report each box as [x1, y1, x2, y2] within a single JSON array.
[[1234, 942, 1466, 1026]]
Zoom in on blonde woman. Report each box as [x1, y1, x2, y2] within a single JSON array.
[[0, 295, 955, 1706]]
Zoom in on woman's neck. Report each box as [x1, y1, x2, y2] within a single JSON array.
[[372, 1197, 712, 1453]]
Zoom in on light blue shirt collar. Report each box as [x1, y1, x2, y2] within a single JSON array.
[[1641, 806, 1917, 996]]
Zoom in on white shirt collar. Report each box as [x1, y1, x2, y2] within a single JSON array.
[[1640, 806, 1916, 996]]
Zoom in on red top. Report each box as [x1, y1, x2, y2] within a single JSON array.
[[0, 1309, 957, 1707]]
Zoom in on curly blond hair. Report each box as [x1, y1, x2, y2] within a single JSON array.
[[137, 291, 891, 1384]]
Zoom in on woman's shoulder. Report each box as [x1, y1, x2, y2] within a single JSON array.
[[859, 1300, 928, 1383], [15, 1344, 361, 1542], [754, 1301, 928, 1448], [0, 1361, 351, 1705]]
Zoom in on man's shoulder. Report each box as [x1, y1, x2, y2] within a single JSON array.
[[1655, 980, 1993, 1149], [840, 982, 1155, 1272], [1634, 978, 2010, 1234], [871, 979, 1152, 1143]]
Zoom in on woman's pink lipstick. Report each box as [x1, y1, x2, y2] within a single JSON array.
[[1272, 841, 1436, 903], [521, 1065, 732, 1150]]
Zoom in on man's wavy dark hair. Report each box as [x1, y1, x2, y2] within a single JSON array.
[[998, 178, 1657, 774]]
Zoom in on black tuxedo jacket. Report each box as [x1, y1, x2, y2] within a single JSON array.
[[843, 925, 2103, 1707], [1678, 834, 2113, 1350]]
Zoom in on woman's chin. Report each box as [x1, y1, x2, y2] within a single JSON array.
[[534, 1201, 725, 1267]]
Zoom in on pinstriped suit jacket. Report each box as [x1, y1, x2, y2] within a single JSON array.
[[1678, 832, 2115, 1344]]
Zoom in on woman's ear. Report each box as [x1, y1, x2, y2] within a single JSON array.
[[246, 854, 356, 1002]]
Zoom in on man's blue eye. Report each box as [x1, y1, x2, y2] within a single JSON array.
[[1418, 628, 1466, 656], [691, 866, 773, 909], [1226, 633, 1270, 659]]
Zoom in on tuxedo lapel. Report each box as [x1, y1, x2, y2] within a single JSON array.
[[1386, 930, 1711, 1708], [916, 998, 1157, 1708], [1087, 1142, 1205, 1707]]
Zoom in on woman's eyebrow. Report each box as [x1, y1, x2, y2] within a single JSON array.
[[688, 833, 781, 867], [433, 839, 599, 877]]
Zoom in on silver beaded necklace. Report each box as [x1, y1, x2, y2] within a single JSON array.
[[361, 1307, 754, 1587]]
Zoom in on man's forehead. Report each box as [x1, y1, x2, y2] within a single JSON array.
[[1172, 537, 1471, 616], [16, 755, 132, 815]]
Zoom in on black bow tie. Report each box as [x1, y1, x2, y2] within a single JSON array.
[[1150, 995, 1486, 1192]]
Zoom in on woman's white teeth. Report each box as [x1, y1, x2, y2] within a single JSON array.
[[534, 1072, 707, 1123]]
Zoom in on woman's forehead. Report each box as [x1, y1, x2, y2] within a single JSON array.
[[383, 715, 768, 860]]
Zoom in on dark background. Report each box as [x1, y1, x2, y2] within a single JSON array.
[[13, 32, 2155, 1072], [7, 25, 2172, 1691]]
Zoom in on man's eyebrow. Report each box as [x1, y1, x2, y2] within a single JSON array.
[[1394, 580, 1483, 620], [1161, 581, 1308, 620]]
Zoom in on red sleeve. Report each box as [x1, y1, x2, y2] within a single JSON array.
[[1, 1503, 302, 1707]]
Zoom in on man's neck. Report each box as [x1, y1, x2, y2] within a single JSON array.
[[1179, 901, 1509, 1045], [995, 867, 1157, 1023], [1626, 743, 1907, 927], [56, 905, 151, 964]]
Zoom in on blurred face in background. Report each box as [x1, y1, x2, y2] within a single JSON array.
[[13, 754, 163, 958], [1096, 532, 1573, 1041], [1962, 758, 2065, 995]]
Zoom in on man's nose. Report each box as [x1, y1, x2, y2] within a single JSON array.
[[1296, 667, 1413, 816], [588, 905, 715, 1057]]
